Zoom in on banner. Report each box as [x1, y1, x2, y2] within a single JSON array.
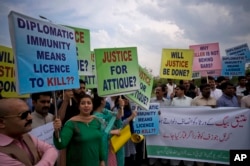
[[132, 103, 160, 135], [190, 43, 221, 72], [0, 45, 29, 98], [221, 55, 245, 76], [146, 107, 250, 165], [125, 66, 153, 109], [160, 49, 193, 80], [67, 26, 92, 76], [94, 47, 140, 96], [8, 11, 79, 94]]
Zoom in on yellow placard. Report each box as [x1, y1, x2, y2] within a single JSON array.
[[160, 49, 194, 80], [111, 125, 131, 153], [0, 45, 29, 98]]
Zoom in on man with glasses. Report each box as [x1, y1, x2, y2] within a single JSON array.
[[31, 91, 54, 129], [0, 98, 58, 165]]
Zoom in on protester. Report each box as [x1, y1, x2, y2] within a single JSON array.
[[217, 82, 239, 107], [235, 76, 246, 102], [241, 82, 250, 108], [92, 92, 124, 166], [171, 84, 192, 107], [58, 79, 86, 125], [166, 79, 176, 99], [53, 94, 105, 166], [31, 91, 54, 129], [150, 84, 171, 107], [0, 98, 58, 165], [208, 76, 222, 100], [149, 84, 170, 166], [114, 96, 137, 166], [191, 84, 216, 107], [216, 76, 226, 90], [168, 84, 193, 166], [180, 80, 198, 99]]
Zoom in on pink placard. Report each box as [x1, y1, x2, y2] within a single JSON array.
[[190, 43, 222, 71]]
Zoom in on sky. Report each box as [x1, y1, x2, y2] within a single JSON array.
[[1, 0, 250, 76]]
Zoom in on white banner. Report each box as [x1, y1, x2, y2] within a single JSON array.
[[146, 106, 250, 164], [29, 122, 54, 146]]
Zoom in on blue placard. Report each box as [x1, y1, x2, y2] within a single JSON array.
[[225, 43, 249, 56], [221, 55, 245, 76], [132, 103, 160, 135], [8, 11, 79, 94]]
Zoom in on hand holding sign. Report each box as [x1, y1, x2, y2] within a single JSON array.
[[53, 118, 61, 142]]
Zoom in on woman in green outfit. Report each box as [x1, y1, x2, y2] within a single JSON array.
[[53, 94, 105, 166], [92, 92, 124, 166]]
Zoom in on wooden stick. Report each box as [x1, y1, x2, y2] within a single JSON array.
[[53, 91, 61, 142]]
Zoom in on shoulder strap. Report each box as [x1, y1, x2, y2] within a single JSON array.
[[22, 134, 41, 164]]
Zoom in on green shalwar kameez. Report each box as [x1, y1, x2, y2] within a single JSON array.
[[54, 119, 105, 166]]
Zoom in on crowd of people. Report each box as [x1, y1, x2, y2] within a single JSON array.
[[0, 74, 249, 166]]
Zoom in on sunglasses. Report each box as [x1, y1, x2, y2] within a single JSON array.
[[3, 110, 31, 120]]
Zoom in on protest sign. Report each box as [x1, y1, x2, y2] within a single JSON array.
[[67, 26, 92, 75], [190, 43, 221, 72], [192, 71, 201, 79], [94, 47, 139, 96], [29, 122, 54, 146], [221, 55, 245, 76], [132, 103, 160, 135], [226, 43, 249, 56], [125, 66, 153, 109], [160, 49, 193, 80], [0, 45, 29, 98], [80, 51, 97, 88], [8, 11, 79, 94], [146, 107, 250, 165]]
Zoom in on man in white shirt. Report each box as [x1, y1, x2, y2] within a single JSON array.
[[150, 84, 171, 107], [208, 76, 222, 100], [170, 85, 193, 166], [31, 91, 54, 129], [171, 85, 192, 106], [241, 82, 250, 108], [149, 84, 170, 166], [236, 76, 246, 102], [166, 79, 176, 99]]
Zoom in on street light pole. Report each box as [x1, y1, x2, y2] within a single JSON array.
[[39, 15, 52, 22]]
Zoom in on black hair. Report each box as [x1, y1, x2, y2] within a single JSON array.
[[220, 82, 234, 90], [77, 94, 93, 107], [92, 90, 104, 111], [208, 76, 215, 81], [175, 84, 185, 91], [79, 79, 86, 84], [31, 91, 52, 101], [238, 76, 246, 81], [216, 76, 225, 83], [199, 84, 210, 91]]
